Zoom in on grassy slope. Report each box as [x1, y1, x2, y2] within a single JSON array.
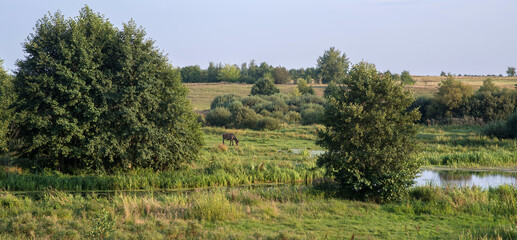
[[186, 76, 517, 111]]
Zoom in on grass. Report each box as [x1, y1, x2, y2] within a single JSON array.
[[2, 124, 517, 192], [0, 185, 516, 239], [416, 125, 517, 168]]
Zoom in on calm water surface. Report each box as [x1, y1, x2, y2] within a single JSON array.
[[414, 170, 517, 188]]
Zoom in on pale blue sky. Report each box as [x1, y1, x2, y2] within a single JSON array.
[[1, 0, 516, 75]]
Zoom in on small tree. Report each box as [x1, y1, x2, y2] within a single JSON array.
[[401, 70, 415, 85], [507, 67, 516, 77], [297, 79, 314, 95], [272, 66, 290, 84], [12, 7, 203, 173], [250, 77, 280, 96], [440, 71, 447, 77], [317, 47, 349, 84], [317, 61, 421, 202]]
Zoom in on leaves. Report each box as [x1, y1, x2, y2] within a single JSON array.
[[317, 61, 421, 202], [12, 6, 203, 173]]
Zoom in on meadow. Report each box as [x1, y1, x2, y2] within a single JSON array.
[[2, 77, 517, 239]]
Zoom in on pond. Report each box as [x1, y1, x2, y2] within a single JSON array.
[[414, 170, 517, 189]]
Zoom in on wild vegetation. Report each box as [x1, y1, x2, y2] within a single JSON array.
[[1, 5, 516, 240], [11, 7, 203, 173]]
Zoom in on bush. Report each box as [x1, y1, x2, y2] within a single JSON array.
[[210, 94, 242, 109], [301, 107, 323, 125], [285, 111, 301, 123], [206, 107, 232, 127], [250, 77, 280, 96], [482, 112, 517, 139], [258, 117, 282, 130], [232, 106, 260, 129], [241, 96, 268, 109]]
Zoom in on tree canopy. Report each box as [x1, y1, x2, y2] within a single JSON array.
[[317, 47, 349, 84], [250, 76, 280, 96], [12, 6, 203, 173], [317, 62, 421, 202], [0, 59, 13, 153]]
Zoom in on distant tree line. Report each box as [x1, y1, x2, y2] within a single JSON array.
[[180, 61, 320, 84]]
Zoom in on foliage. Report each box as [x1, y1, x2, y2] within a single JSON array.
[[272, 66, 290, 84], [217, 64, 241, 82], [205, 107, 232, 127], [210, 94, 242, 109], [317, 47, 349, 84], [431, 75, 474, 118], [284, 111, 301, 123], [297, 78, 314, 95], [470, 80, 517, 122], [401, 70, 415, 85], [482, 112, 517, 139], [0, 59, 13, 153], [250, 77, 280, 96], [507, 67, 516, 77], [11, 7, 203, 173], [180, 65, 204, 83], [257, 117, 282, 130], [317, 61, 421, 202]]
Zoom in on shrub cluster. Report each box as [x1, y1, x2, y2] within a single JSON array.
[[482, 112, 517, 139], [412, 77, 517, 124], [205, 93, 325, 129]]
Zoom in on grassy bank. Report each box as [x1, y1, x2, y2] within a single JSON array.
[[1, 185, 516, 239]]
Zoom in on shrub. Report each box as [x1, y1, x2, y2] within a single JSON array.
[[297, 79, 314, 95], [241, 96, 268, 109], [206, 107, 232, 127], [285, 111, 301, 123], [482, 112, 517, 139], [250, 77, 280, 96], [232, 106, 260, 129], [210, 94, 242, 109], [266, 100, 289, 113], [301, 107, 323, 125], [258, 117, 282, 130]]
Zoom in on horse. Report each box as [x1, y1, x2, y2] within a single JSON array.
[[222, 133, 239, 146]]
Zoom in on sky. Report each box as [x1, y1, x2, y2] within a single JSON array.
[[0, 0, 516, 76]]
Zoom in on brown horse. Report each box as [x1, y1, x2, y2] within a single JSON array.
[[222, 133, 239, 146]]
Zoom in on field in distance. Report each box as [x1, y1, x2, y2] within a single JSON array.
[[186, 76, 517, 111]]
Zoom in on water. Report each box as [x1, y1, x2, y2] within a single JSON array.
[[414, 170, 517, 189], [290, 149, 326, 157]]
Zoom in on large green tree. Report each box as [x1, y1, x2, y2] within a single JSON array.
[[12, 7, 203, 173], [0, 59, 13, 153], [317, 62, 421, 202], [272, 66, 290, 84], [317, 47, 349, 84]]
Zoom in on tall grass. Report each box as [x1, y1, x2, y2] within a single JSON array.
[[1, 185, 516, 239]]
